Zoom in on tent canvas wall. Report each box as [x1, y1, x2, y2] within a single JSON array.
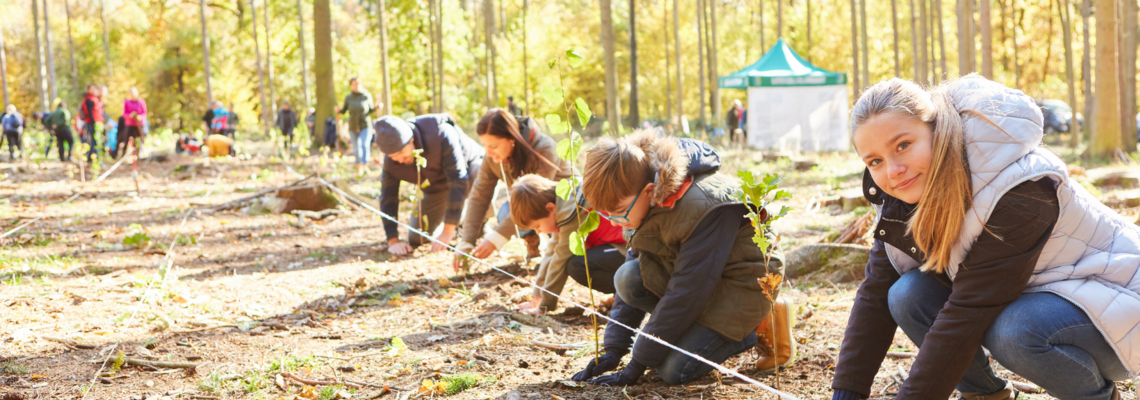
[[719, 39, 850, 152]]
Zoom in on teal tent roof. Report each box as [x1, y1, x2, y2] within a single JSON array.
[[719, 38, 848, 88]]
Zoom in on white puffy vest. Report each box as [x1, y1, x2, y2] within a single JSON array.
[[874, 78, 1140, 375]]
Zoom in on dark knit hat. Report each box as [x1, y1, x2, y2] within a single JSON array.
[[373, 115, 413, 154]]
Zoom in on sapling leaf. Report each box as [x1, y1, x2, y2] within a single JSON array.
[[546, 114, 567, 135], [540, 86, 564, 106], [555, 179, 574, 201], [569, 231, 586, 256], [577, 210, 600, 236], [556, 131, 582, 160], [574, 98, 592, 127], [566, 48, 584, 68], [737, 171, 757, 186], [773, 190, 792, 201]]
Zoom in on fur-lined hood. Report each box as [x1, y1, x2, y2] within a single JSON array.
[[626, 129, 723, 206]]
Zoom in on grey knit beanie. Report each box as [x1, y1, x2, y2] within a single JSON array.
[[373, 115, 413, 154]]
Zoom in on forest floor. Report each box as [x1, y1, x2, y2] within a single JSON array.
[[2, 135, 1139, 400]]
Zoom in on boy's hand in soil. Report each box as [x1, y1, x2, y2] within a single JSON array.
[[430, 224, 457, 252], [470, 240, 496, 259], [388, 239, 413, 255], [452, 242, 475, 272], [518, 295, 545, 315], [571, 351, 624, 381], [588, 360, 646, 387]]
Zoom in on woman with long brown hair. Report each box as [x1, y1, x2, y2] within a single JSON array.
[[452, 108, 572, 271], [832, 76, 1140, 400]]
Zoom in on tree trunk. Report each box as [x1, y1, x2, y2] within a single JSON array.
[[958, 0, 974, 75], [980, 0, 993, 78], [860, 0, 870, 85], [32, 0, 49, 112], [629, 0, 640, 127], [100, 0, 112, 79], [892, 0, 901, 76], [1011, 0, 1019, 88], [42, 0, 57, 101], [65, 0, 79, 97], [1060, 0, 1079, 147], [664, 0, 673, 127], [435, 0, 445, 112], [485, 0, 498, 106], [697, 0, 707, 130], [601, 0, 621, 133], [937, 0, 947, 77], [917, 0, 927, 83], [0, 24, 8, 108], [998, 0, 1008, 70], [314, 0, 334, 146], [852, 0, 862, 96], [523, 0, 529, 115], [1091, 0, 1122, 156], [298, 0, 312, 112], [428, 0, 438, 112], [1045, 0, 1055, 83], [760, 0, 766, 50], [709, 0, 719, 128], [252, 0, 270, 138], [1121, 0, 1137, 151], [264, 1, 277, 119], [778, 0, 784, 38], [910, 0, 920, 80], [1081, 0, 1093, 142], [807, 0, 812, 61], [929, 0, 938, 79], [674, 0, 683, 121], [200, 0, 213, 103]]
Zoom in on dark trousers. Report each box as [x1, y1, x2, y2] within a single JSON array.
[[116, 125, 143, 159], [55, 128, 74, 161], [83, 123, 100, 162], [566, 245, 626, 294], [282, 126, 295, 147], [408, 158, 483, 246], [3, 131, 20, 160]]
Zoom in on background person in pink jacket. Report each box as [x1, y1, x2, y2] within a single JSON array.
[[120, 87, 147, 157]]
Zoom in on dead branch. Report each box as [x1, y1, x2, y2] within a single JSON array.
[[124, 357, 198, 369], [209, 174, 315, 211], [529, 339, 587, 350], [281, 372, 362, 389], [885, 351, 916, 359], [40, 336, 97, 349], [1010, 381, 1041, 394], [172, 324, 238, 334]]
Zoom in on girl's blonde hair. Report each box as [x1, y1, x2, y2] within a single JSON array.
[[851, 78, 977, 274]]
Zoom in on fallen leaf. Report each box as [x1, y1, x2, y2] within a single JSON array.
[[559, 380, 585, 388]]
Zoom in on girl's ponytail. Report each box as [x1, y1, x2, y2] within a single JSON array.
[[909, 89, 973, 273]]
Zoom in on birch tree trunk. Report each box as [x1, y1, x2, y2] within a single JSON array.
[[523, 0, 529, 115], [1012, 0, 1020, 88], [664, 0, 673, 127], [100, 0, 113, 79], [958, 0, 974, 75], [910, 0, 920, 80], [298, 0, 312, 112], [674, 0, 683, 120], [252, 0, 270, 138], [314, 0, 335, 146], [629, 0, 640, 127], [860, 0, 870, 85], [0, 26, 8, 108], [937, 0, 947, 77], [1091, 0, 1122, 156], [32, 0, 49, 112], [807, 0, 812, 61], [601, 0, 622, 133], [709, 0, 719, 128], [778, 0, 784, 38], [484, 0, 498, 106], [917, 0, 927, 83], [760, 0, 766, 50], [264, 1, 277, 119], [65, 0, 79, 97], [852, 0, 862, 96], [43, 0, 57, 101], [892, 0, 901, 77], [1120, 0, 1137, 151], [1082, 0, 1092, 142], [697, 0, 707, 129], [435, 0, 445, 111], [200, 0, 213, 102], [1060, 0, 1079, 146], [980, 0, 993, 78]]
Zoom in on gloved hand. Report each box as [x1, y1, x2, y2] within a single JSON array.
[[571, 350, 624, 382], [588, 359, 646, 387]]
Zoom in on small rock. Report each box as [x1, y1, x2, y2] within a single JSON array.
[[518, 360, 530, 369], [144, 379, 154, 387]]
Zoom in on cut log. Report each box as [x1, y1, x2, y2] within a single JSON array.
[[274, 184, 340, 213], [793, 159, 818, 171], [785, 244, 872, 283], [1093, 171, 1140, 189]]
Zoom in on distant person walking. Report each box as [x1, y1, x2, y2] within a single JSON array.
[[228, 102, 240, 138], [46, 100, 74, 162], [78, 84, 105, 163], [727, 99, 746, 144], [202, 101, 215, 134], [210, 101, 230, 136], [508, 96, 523, 117], [277, 103, 299, 149], [2, 105, 25, 161], [338, 77, 377, 170], [120, 87, 148, 158]]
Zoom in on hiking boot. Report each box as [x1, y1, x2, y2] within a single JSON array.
[[754, 297, 796, 372], [959, 382, 1018, 400], [524, 233, 541, 259]]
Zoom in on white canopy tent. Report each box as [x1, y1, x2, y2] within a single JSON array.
[[719, 39, 851, 153]]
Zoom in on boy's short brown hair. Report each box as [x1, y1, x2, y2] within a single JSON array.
[[509, 174, 560, 228], [582, 129, 659, 212]]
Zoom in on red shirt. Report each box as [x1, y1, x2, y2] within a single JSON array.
[[585, 213, 625, 249]]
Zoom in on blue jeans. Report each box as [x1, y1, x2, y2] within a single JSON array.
[[350, 128, 373, 165], [84, 123, 100, 163], [614, 260, 758, 385], [889, 270, 1127, 400]]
